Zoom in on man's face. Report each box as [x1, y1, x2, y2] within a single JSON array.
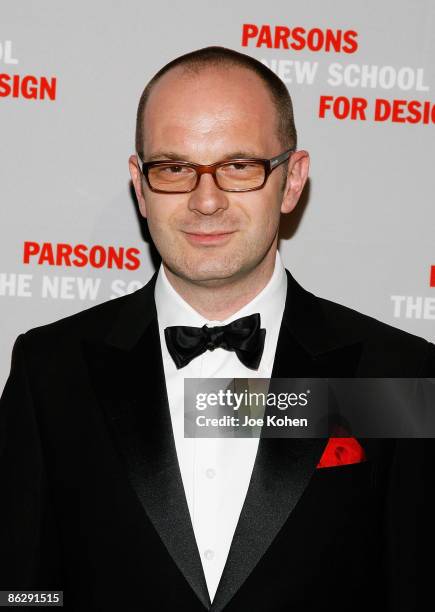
[[129, 65, 309, 286]]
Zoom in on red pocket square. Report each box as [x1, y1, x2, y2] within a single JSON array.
[[317, 437, 366, 468]]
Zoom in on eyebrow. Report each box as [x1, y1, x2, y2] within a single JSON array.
[[145, 150, 263, 163]]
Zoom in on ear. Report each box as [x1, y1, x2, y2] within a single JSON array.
[[128, 154, 147, 218], [280, 150, 310, 214]]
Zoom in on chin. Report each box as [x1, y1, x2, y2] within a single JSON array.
[[183, 267, 237, 283], [167, 256, 244, 283]]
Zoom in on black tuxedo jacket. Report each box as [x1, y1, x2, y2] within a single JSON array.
[[1, 269, 434, 611]]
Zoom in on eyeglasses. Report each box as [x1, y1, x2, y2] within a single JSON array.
[[136, 148, 295, 194]]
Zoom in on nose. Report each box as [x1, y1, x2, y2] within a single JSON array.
[[187, 172, 229, 215]]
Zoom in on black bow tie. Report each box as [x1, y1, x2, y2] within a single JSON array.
[[164, 313, 266, 370]]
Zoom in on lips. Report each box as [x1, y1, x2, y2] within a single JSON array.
[[183, 230, 235, 244], [184, 231, 234, 235]]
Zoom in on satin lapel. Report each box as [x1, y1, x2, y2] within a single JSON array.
[[211, 269, 363, 612], [82, 274, 210, 610]]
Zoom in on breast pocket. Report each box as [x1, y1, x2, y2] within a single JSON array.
[[313, 459, 375, 489]]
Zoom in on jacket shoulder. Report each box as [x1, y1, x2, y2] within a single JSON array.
[[21, 283, 151, 349], [314, 293, 435, 375], [317, 294, 429, 347]]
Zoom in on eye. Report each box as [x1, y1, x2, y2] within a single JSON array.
[[219, 162, 262, 176], [154, 164, 194, 178], [164, 165, 187, 174], [228, 163, 249, 171]]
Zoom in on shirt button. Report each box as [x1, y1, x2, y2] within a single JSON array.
[[205, 468, 216, 479], [204, 549, 215, 561]]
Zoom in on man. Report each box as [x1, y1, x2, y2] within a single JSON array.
[[0, 46, 434, 611]]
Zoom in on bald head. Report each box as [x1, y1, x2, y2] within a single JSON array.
[[135, 46, 297, 157], [142, 65, 287, 167]]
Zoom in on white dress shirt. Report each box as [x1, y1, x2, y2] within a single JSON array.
[[154, 250, 287, 602]]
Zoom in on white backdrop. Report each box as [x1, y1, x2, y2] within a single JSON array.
[[1, 0, 434, 391]]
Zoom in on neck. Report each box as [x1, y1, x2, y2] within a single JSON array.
[[163, 248, 278, 321]]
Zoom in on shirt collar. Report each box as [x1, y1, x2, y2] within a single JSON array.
[[154, 250, 287, 334]]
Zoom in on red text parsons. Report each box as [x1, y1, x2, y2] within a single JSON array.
[[23, 241, 141, 270]]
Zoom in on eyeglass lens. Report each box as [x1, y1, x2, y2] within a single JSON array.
[[147, 161, 266, 192]]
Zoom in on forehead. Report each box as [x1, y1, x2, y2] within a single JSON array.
[[141, 65, 280, 159]]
